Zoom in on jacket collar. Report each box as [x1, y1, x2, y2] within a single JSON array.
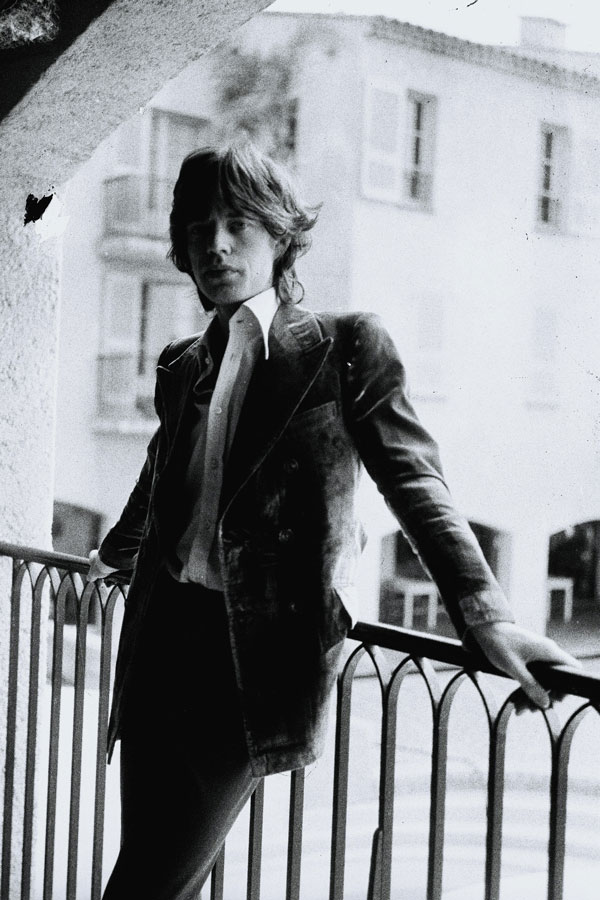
[[221, 304, 332, 512], [157, 301, 325, 378], [154, 303, 332, 500]]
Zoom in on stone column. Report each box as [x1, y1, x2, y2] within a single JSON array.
[[0, 180, 61, 897]]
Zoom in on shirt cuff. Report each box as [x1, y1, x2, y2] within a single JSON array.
[[458, 588, 515, 638]]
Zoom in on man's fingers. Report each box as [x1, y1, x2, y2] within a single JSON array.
[[503, 655, 551, 710], [524, 639, 581, 670]]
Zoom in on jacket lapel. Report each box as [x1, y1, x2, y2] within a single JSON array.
[[155, 318, 220, 463], [222, 303, 332, 512]]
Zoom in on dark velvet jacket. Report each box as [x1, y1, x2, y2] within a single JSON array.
[[100, 304, 513, 776]]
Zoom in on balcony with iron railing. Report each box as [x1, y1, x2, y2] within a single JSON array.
[[96, 352, 157, 425], [1, 540, 599, 900], [102, 175, 173, 241]]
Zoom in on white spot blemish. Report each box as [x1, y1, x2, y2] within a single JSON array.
[[33, 193, 69, 242]]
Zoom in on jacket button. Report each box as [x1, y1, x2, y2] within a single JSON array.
[[284, 458, 299, 474], [278, 528, 294, 544]]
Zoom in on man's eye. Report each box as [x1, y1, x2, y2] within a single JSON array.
[[230, 219, 248, 232]]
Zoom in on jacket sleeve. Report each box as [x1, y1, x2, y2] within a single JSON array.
[[345, 312, 515, 638], [97, 427, 159, 572]]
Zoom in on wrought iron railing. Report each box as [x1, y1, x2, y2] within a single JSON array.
[[102, 174, 172, 238], [1, 540, 598, 900]]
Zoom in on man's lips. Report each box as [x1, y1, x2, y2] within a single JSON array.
[[203, 266, 239, 278]]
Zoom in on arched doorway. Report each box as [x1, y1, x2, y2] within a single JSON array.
[[379, 521, 510, 636], [547, 521, 600, 647]]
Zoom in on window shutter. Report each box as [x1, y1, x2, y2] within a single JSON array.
[[102, 273, 140, 353], [98, 273, 140, 418], [136, 283, 205, 414], [537, 124, 570, 231], [148, 109, 209, 219], [362, 83, 403, 201], [405, 93, 436, 206]]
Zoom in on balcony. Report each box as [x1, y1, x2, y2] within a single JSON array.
[[99, 175, 175, 266], [1, 540, 599, 900], [102, 174, 173, 239], [96, 351, 157, 426]]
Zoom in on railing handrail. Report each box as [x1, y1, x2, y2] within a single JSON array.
[[1, 539, 597, 701], [0, 540, 90, 574], [2, 538, 599, 900], [350, 620, 599, 701]]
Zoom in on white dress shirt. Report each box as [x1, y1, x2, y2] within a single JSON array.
[[172, 288, 279, 587]]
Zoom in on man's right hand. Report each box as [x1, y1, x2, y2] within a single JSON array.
[[87, 549, 119, 582]]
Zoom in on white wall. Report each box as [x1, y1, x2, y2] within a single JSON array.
[[346, 36, 600, 626]]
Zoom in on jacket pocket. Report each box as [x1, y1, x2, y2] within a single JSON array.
[[288, 400, 338, 429]]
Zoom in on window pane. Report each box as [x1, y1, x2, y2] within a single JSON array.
[[413, 135, 421, 166], [413, 100, 423, 132], [540, 195, 550, 222], [410, 171, 420, 199], [405, 94, 435, 205], [104, 275, 140, 351], [369, 89, 400, 154]]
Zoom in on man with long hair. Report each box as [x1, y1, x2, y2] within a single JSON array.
[[89, 144, 577, 899]]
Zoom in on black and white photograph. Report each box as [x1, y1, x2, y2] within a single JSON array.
[[1, 2, 599, 898]]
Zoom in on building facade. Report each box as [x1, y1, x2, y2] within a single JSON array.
[[54, 13, 600, 640]]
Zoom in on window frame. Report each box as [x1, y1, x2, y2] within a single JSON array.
[[404, 90, 437, 210], [361, 82, 437, 210], [536, 122, 570, 233], [97, 274, 203, 422]]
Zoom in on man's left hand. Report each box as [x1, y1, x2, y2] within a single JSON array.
[[468, 621, 582, 710]]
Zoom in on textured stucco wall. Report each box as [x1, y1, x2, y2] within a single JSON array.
[[2, 0, 273, 193], [0, 197, 60, 545]]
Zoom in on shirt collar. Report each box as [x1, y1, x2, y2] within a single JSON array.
[[195, 287, 279, 378], [235, 287, 279, 360]]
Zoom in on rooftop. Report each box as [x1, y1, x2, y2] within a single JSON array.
[[266, 10, 600, 96]]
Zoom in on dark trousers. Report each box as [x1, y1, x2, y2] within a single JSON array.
[[102, 571, 259, 900]]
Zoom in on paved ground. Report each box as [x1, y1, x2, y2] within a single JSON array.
[[32, 648, 599, 900]]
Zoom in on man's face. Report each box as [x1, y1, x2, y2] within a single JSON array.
[[186, 207, 281, 309]]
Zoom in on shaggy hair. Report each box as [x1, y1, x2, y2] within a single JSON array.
[[168, 143, 321, 309]]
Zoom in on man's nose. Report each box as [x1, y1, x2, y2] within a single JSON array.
[[206, 221, 231, 256]]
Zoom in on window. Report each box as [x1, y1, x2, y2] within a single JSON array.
[[104, 109, 210, 236], [362, 83, 403, 201], [537, 124, 569, 231], [97, 274, 205, 421], [362, 84, 436, 208], [404, 92, 436, 206], [149, 109, 209, 213]]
